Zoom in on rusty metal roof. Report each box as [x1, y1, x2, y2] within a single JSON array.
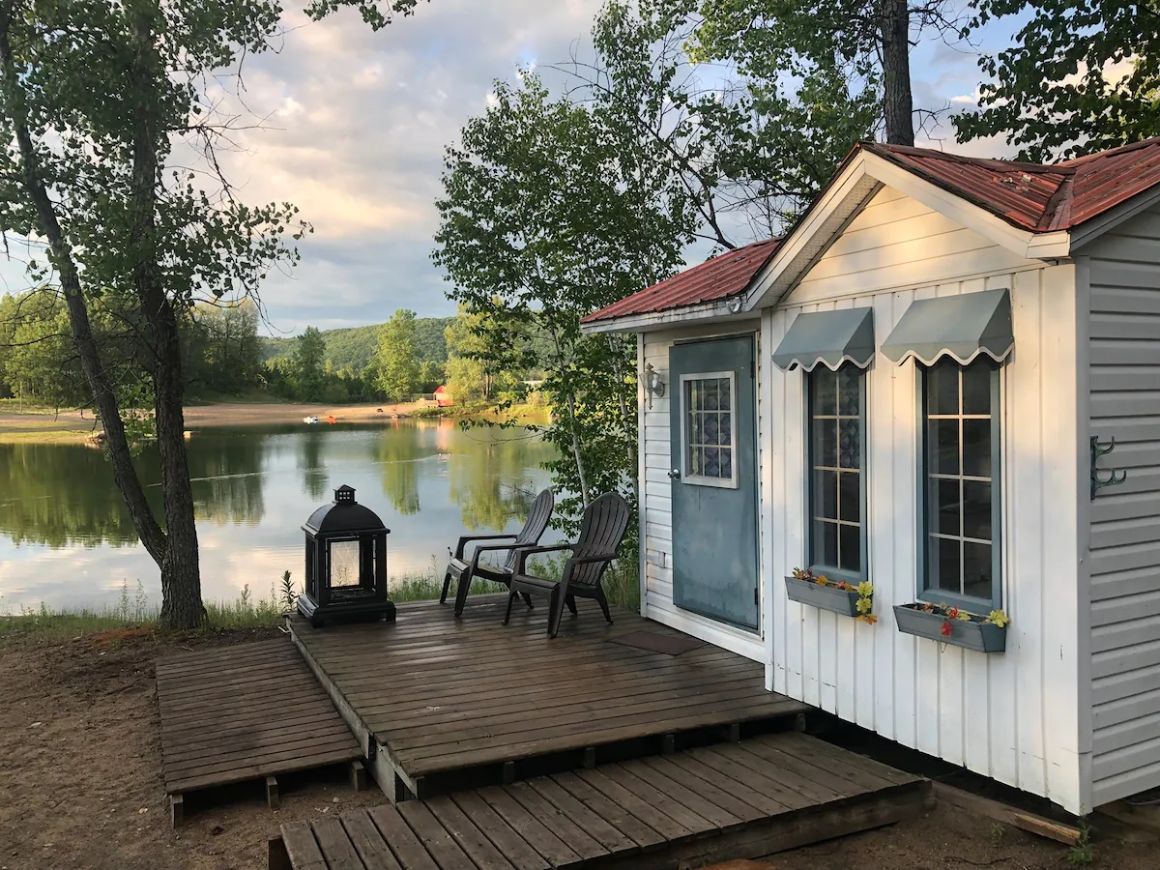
[[866, 137, 1160, 232], [582, 239, 781, 324], [585, 137, 1160, 325]]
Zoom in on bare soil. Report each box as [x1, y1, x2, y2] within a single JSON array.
[[1, 630, 1157, 870]]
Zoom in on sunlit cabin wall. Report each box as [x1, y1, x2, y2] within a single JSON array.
[[760, 185, 1086, 813]]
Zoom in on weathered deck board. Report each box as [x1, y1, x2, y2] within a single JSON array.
[[156, 638, 361, 801], [269, 733, 931, 869], [290, 598, 808, 792]]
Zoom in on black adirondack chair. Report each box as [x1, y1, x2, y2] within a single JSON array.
[[504, 492, 630, 638], [440, 488, 554, 617]]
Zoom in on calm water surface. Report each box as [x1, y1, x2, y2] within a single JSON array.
[[0, 421, 555, 613]]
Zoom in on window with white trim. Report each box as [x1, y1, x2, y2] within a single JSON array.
[[681, 372, 737, 487], [921, 359, 1001, 607], [807, 365, 866, 578]]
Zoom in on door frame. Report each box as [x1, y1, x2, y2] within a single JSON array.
[[668, 331, 762, 635]]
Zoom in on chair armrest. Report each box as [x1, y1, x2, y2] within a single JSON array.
[[514, 543, 575, 575], [454, 533, 517, 559], [468, 542, 522, 571], [568, 552, 617, 566]]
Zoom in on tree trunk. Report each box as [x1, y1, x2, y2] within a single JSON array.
[[0, 12, 167, 566], [879, 0, 914, 146], [129, 0, 203, 629]]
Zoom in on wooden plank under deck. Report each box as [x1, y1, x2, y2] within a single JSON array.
[[269, 731, 932, 869], [289, 598, 809, 797], [156, 638, 362, 820]]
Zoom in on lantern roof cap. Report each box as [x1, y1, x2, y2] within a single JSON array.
[[302, 485, 389, 537]]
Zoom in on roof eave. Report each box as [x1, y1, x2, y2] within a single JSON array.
[[579, 296, 755, 335], [1068, 180, 1160, 251]]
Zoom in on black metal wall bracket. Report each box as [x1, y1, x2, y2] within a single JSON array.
[[1091, 435, 1127, 499]]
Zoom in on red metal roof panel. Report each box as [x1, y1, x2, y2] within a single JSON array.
[[582, 239, 781, 324], [585, 137, 1160, 326]]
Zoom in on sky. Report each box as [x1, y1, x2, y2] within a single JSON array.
[[0, 1, 1032, 336]]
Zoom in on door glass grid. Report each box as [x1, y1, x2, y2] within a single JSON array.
[[924, 360, 996, 602], [685, 375, 734, 483], [809, 366, 864, 574]]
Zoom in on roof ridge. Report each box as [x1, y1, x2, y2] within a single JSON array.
[[863, 141, 1069, 176], [1058, 135, 1160, 167]]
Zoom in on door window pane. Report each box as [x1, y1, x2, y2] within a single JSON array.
[[922, 360, 1000, 606], [808, 364, 866, 577], [684, 375, 736, 485]]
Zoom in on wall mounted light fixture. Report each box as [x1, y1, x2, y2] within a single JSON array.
[[644, 362, 665, 408]]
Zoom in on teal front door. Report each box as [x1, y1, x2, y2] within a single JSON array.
[[668, 335, 759, 630]]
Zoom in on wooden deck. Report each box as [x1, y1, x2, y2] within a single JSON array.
[[156, 638, 363, 825], [289, 598, 808, 800], [269, 732, 932, 869]]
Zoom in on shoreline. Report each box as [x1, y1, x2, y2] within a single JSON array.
[[0, 399, 548, 444]]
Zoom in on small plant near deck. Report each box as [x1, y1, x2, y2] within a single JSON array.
[[1066, 823, 1095, 866], [279, 571, 297, 612], [791, 568, 876, 624]]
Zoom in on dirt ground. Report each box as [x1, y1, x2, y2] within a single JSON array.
[[2, 630, 1158, 870], [0, 400, 429, 440]]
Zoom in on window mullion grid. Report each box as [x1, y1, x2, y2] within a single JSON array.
[[957, 366, 966, 597], [834, 372, 843, 568]]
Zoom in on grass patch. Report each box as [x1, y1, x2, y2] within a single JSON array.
[[0, 558, 640, 643]]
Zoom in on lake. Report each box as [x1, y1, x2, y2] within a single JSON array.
[[0, 420, 556, 614]]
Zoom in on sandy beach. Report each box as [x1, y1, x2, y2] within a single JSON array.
[[0, 399, 431, 442]]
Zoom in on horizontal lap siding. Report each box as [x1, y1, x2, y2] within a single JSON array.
[[769, 185, 1084, 812], [640, 326, 766, 661], [1086, 205, 1160, 807]]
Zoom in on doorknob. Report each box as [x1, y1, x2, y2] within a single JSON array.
[[667, 469, 681, 480]]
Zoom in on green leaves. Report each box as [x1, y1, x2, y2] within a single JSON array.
[[374, 309, 423, 402], [954, 1, 1160, 161]]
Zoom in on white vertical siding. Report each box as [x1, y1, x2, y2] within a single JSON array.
[[1083, 204, 1160, 807], [639, 322, 766, 661], [764, 185, 1085, 813]]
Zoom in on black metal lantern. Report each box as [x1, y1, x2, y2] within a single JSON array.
[[297, 484, 395, 627]]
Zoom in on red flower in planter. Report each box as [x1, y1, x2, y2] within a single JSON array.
[[940, 620, 954, 637]]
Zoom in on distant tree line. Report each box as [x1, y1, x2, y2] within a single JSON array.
[[0, 291, 543, 409]]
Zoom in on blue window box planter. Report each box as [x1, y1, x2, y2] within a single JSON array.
[[784, 575, 861, 618], [893, 603, 1007, 653]]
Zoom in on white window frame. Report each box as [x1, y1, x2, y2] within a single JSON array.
[[679, 370, 739, 489]]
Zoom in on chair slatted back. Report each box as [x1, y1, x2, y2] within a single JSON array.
[[501, 489, 555, 574], [569, 492, 631, 588]]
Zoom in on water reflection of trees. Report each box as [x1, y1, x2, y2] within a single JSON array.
[[375, 423, 427, 515], [188, 431, 266, 526], [296, 429, 329, 501], [0, 431, 269, 547], [0, 442, 143, 547], [446, 425, 554, 530]]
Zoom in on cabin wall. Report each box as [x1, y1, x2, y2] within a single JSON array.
[[763, 185, 1087, 813], [1082, 203, 1160, 807], [639, 321, 767, 661]]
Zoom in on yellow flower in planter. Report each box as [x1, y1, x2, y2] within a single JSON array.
[[856, 581, 874, 599], [986, 610, 1010, 628], [856, 596, 873, 614]]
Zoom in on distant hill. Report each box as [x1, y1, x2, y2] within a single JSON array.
[[261, 317, 453, 372]]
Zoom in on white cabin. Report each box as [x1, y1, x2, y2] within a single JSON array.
[[581, 139, 1160, 816]]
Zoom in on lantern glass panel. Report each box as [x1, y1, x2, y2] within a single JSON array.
[[328, 539, 362, 588]]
